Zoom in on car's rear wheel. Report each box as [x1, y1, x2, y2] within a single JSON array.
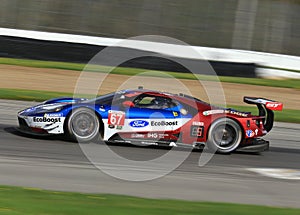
[[67, 108, 100, 142], [207, 118, 242, 154]]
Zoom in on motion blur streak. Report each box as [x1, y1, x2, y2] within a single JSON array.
[[0, 0, 299, 55]]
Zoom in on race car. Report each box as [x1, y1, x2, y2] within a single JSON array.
[[17, 88, 283, 153]]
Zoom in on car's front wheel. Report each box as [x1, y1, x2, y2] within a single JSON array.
[[66, 108, 100, 142], [207, 118, 242, 154]]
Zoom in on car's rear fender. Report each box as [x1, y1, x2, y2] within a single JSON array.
[[205, 116, 245, 142]]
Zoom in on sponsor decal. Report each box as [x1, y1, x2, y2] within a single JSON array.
[[44, 113, 63, 117], [108, 110, 125, 126], [203, 109, 249, 117], [192, 121, 204, 126], [203, 110, 224, 116], [255, 129, 258, 135], [33, 117, 61, 123], [246, 130, 255, 137], [147, 133, 169, 138], [151, 121, 178, 126], [131, 133, 145, 138], [160, 133, 169, 138], [191, 126, 204, 138], [173, 111, 178, 117], [148, 133, 158, 138], [225, 110, 249, 117], [266, 102, 283, 111], [129, 120, 149, 128], [141, 142, 158, 146]]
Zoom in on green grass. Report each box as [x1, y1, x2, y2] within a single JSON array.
[[0, 57, 86, 71], [0, 185, 299, 215], [1, 88, 299, 123], [1, 57, 300, 89], [0, 88, 73, 101], [0, 88, 96, 102], [218, 76, 300, 89]]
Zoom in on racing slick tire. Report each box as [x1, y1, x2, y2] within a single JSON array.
[[66, 108, 100, 143], [207, 118, 242, 154]]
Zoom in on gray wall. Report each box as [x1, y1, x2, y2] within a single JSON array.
[[0, 0, 299, 56]]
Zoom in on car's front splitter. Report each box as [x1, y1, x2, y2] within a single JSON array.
[[16, 126, 54, 136]]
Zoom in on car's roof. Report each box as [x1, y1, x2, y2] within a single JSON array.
[[122, 89, 209, 106]]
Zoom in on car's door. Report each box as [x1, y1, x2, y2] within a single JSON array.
[[122, 94, 179, 141]]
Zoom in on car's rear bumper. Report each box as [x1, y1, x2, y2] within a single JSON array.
[[237, 138, 269, 153]]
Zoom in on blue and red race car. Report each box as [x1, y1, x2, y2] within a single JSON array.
[[17, 88, 283, 153]]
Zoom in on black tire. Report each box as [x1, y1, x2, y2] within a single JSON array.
[[207, 118, 242, 154], [66, 108, 100, 142]]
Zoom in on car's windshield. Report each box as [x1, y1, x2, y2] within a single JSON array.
[[84, 91, 126, 106]]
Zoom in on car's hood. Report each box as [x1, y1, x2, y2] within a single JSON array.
[[19, 97, 88, 115]]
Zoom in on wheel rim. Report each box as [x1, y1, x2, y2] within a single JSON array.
[[212, 124, 237, 150], [71, 112, 98, 138]]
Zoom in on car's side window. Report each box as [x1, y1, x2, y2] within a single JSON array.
[[136, 96, 155, 106], [133, 95, 174, 110], [172, 99, 198, 116]]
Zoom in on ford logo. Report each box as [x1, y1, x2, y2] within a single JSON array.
[[129, 120, 149, 128]]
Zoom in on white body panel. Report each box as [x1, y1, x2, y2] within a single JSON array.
[[19, 114, 65, 134], [103, 118, 191, 141]]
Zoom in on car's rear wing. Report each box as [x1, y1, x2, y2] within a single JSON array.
[[244, 97, 283, 132], [243, 97, 283, 111]]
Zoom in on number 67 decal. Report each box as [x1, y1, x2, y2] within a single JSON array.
[[108, 110, 125, 126]]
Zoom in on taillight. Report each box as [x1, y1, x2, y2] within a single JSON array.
[[255, 118, 265, 128]]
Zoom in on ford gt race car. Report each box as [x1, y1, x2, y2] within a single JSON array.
[[17, 88, 283, 153]]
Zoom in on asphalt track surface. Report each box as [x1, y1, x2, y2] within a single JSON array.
[[0, 100, 299, 208]]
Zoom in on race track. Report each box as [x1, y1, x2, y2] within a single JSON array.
[[0, 100, 299, 208]]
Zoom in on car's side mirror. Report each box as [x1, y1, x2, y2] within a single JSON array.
[[122, 101, 134, 107]]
